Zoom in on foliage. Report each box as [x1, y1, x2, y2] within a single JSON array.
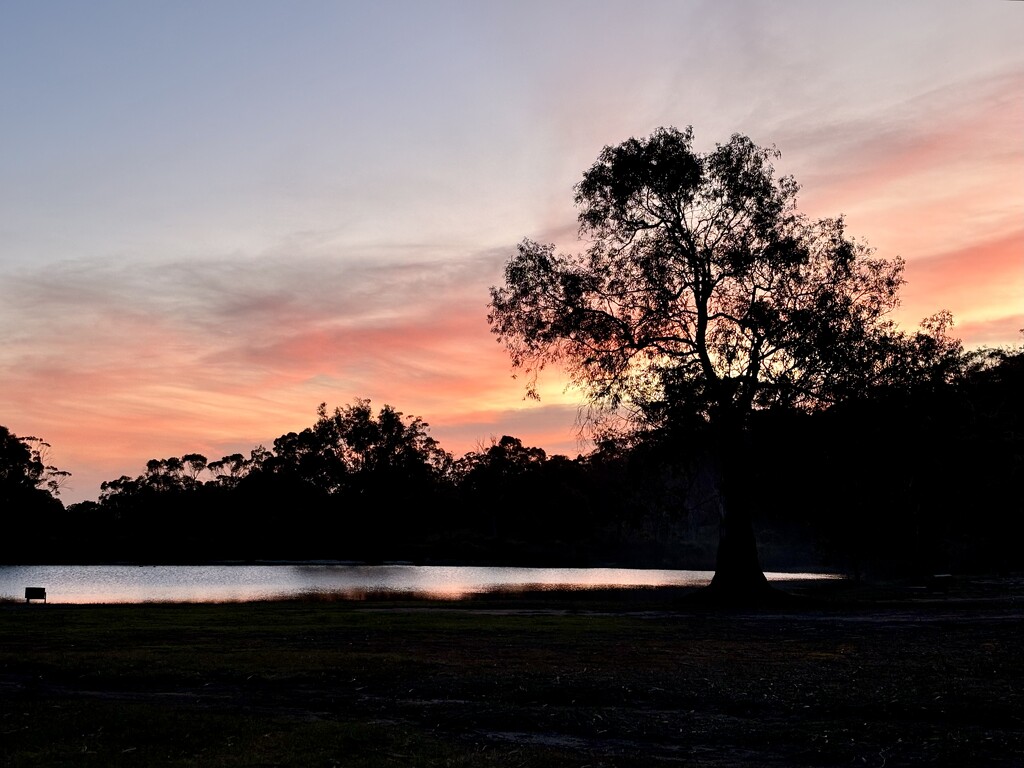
[[263, 400, 453, 499], [0, 425, 42, 493], [207, 452, 253, 487], [0, 426, 67, 561], [0, 426, 70, 499]]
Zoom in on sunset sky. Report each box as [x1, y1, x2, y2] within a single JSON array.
[[1, 1, 1021, 504]]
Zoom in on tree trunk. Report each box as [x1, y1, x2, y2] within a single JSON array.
[[708, 498, 770, 597], [704, 422, 773, 603]]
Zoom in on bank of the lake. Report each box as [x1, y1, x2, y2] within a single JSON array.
[[2, 576, 1023, 767], [0, 564, 840, 604]]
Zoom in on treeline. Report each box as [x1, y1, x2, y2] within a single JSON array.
[[2, 349, 1022, 576], [747, 343, 1023, 577]]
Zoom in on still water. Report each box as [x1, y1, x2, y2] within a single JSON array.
[[0, 564, 836, 604]]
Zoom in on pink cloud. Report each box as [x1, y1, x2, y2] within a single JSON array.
[[898, 229, 1024, 347], [785, 72, 1022, 269]]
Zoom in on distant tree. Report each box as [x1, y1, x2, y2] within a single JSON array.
[[460, 435, 547, 484], [457, 436, 549, 540], [0, 426, 69, 502], [181, 453, 208, 485], [94, 453, 223, 560], [98, 475, 143, 508], [144, 457, 187, 493], [962, 346, 1024, 570], [489, 126, 959, 599], [0, 427, 70, 500], [307, 400, 453, 499], [0, 426, 44, 494], [265, 428, 347, 495], [453, 436, 601, 561], [19, 436, 71, 497], [208, 453, 251, 487], [249, 401, 453, 557], [0, 426, 67, 561]]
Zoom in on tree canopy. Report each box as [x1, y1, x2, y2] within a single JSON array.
[[489, 126, 940, 430], [0, 426, 67, 543], [0, 426, 69, 500]]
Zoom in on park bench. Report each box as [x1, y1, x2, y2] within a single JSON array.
[[24, 587, 46, 603]]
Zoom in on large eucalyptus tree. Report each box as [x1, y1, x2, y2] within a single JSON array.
[[489, 126, 946, 598]]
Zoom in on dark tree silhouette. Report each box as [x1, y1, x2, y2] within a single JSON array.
[[1, 426, 45, 495], [1, 426, 67, 561], [489, 126, 957, 600], [180, 453, 208, 486], [457, 435, 549, 542], [262, 401, 452, 498], [0, 426, 70, 502], [207, 453, 252, 487], [0, 427, 70, 500], [252, 401, 454, 558]]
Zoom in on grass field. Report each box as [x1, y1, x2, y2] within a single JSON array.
[[2, 580, 1022, 766]]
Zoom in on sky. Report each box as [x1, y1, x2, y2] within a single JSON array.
[[1, 1, 1021, 504]]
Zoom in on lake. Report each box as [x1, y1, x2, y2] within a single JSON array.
[[0, 564, 839, 604]]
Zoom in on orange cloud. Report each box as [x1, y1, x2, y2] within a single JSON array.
[[770, 71, 1023, 350], [898, 229, 1024, 347]]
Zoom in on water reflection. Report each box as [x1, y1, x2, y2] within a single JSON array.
[[0, 564, 839, 604]]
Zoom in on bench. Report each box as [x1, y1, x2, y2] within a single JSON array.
[[24, 587, 46, 603]]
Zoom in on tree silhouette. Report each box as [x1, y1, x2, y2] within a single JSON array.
[[0, 426, 45, 495], [261, 401, 451, 499], [457, 435, 549, 542], [207, 453, 252, 487], [0, 427, 70, 500], [0, 426, 68, 561], [489, 126, 958, 599]]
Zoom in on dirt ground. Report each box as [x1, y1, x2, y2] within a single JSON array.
[[1, 577, 1023, 767]]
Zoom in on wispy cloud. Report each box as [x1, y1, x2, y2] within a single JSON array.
[[778, 71, 1023, 252]]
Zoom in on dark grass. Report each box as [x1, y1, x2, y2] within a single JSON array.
[[2, 579, 1023, 766]]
